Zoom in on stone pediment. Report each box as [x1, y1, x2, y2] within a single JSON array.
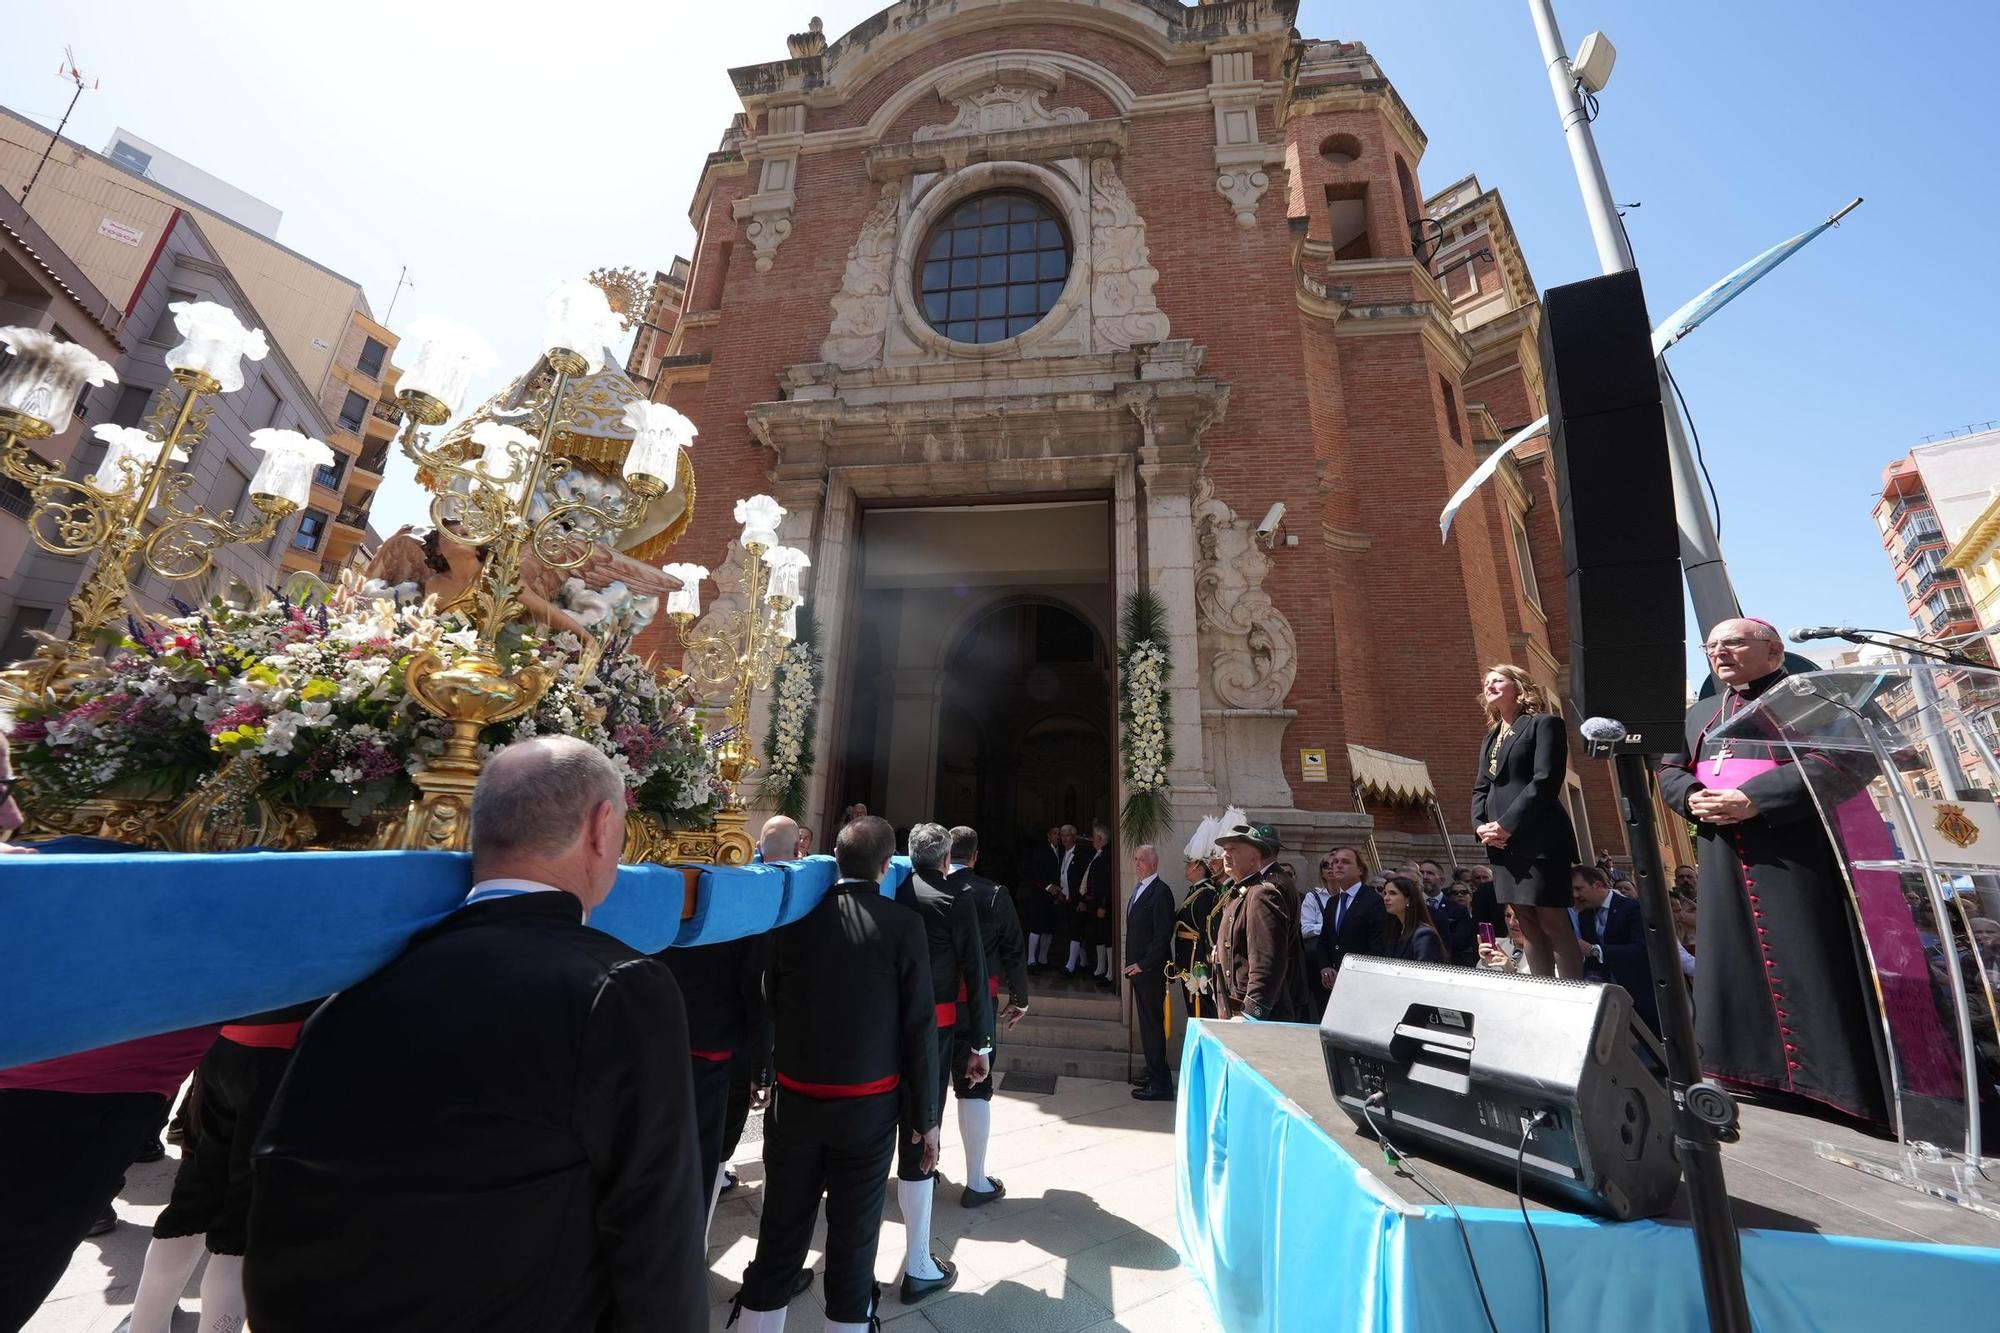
[[914, 62, 1087, 143]]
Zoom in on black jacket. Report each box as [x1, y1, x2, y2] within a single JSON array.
[[948, 867, 1030, 1009], [1124, 875, 1176, 978], [1391, 922, 1446, 964], [1472, 711, 1579, 864], [1578, 891, 1659, 1034], [246, 892, 707, 1333], [1031, 840, 1062, 891], [1315, 882, 1391, 974], [769, 879, 939, 1132], [1428, 893, 1479, 967], [658, 932, 767, 1062], [1075, 845, 1112, 913], [897, 866, 993, 1053]]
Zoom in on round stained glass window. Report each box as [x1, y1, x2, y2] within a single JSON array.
[[917, 191, 1071, 345]]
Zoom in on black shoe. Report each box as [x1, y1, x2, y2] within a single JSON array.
[[1129, 1073, 1149, 1087], [88, 1207, 116, 1237], [901, 1257, 957, 1303], [719, 1166, 739, 1195], [787, 1268, 814, 1299], [961, 1177, 1006, 1209], [164, 1123, 185, 1146], [133, 1138, 166, 1164], [1096, 976, 1116, 991], [1132, 1084, 1175, 1102]]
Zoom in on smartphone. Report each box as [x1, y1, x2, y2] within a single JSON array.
[[1478, 923, 1497, 948]]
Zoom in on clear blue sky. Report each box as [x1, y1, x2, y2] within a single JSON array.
[[5, 1, 1994, 684]]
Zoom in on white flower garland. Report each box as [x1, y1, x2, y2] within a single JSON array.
[[762, 638, 818, 795], [1122, 639, 1170, 793]]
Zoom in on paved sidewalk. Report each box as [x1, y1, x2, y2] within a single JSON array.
[[24, 1074, 1217, 1333]]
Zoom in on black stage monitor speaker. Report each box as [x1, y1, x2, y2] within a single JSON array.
[[1319, 956, 1678, 1221], [1539, 269, 1686, 750]]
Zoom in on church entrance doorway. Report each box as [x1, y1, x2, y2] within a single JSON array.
[[830, 500, 1116, 892]]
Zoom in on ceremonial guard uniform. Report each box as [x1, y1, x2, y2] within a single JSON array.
[[895, 864, 991, 1179], [658, 934, 767, 1197], [734, 879, 936, 1327], [1172, 875, 1225, 1017], [947, 864, 1029, 1104], [1214, 824, 1312, 1022]]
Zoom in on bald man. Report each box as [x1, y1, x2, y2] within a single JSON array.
[[1657, 618, 1889, 1125]]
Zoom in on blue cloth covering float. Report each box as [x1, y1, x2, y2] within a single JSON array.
[[0, 846, 913, 1070], [1175, 1019, 2000, 1332]]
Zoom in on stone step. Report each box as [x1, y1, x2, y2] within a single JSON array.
[[997, 1042, 1134, 1083], [1008, 1012, 1131, 1052], [1020, 988, 1124, 1020]]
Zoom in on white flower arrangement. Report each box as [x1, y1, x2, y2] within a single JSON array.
[[1117, 589, 1174, 843], [760, 603, 821, 820]]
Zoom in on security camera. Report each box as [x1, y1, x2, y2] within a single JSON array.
[[1255, 502, 1286, 542]]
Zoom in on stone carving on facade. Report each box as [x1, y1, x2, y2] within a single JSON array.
[[1214, 168, 1271, 229], [821, 183, 901, 369], [738, 205, 794, 273], [1088, 158, 1171, 350], [913, 69, 1087, 143], [1192, 475, 1298, 710]]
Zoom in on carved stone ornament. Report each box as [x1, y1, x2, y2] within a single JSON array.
[[742, 207, 794, 273], [821, 183, 901, 369], [914, 65, 1086, 143], [1088, 159, 1171, 350], [1192, 475, 1298, 710], [1215, 168, 1270, 229]]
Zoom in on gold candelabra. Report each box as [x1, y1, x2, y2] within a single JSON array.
[[387, 284, 680, 850], [0, 366, 298, 701], [671, 521, 801, 801]]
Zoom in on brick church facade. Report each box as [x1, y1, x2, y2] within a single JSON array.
[[633, 0, 1621, 872]]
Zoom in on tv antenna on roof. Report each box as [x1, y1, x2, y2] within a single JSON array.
[[21, 47, 100, 205]]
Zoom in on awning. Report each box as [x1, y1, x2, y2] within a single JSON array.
[[1346, 744, 1438, 805]]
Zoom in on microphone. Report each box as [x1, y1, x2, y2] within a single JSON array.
[[1789, 626, 1859, 642], [1579, 717, 1628, 745]]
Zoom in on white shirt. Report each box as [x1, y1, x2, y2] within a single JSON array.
[[1329, 882, 1362, 936], [1129, 873, 1159, 910], [1301, 886, 1333, 940], [1056, 846, 1075, 891]]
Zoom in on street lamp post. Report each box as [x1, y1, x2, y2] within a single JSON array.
[[1526, 0, 1743, 636]]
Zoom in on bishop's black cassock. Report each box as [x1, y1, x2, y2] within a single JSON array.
[[1658, 668, 1892, 1125]]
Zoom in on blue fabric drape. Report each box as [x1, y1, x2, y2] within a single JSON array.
[[0, 848, 912, 1069], [1175, 1021, 2000, 1332]]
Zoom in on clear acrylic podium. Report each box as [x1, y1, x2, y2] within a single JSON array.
[[1710, 663, 2000, 1219]]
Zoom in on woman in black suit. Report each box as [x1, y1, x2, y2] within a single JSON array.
[[1380, 875, 1445, 963], [1471, 665, 1583, 979]]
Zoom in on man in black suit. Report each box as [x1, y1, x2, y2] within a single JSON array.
[[1313, 846, 1391, 993], [246, 737, 707, 1333], [1023, 825, 1062, 971], [1572, 863, 1659, 1036], [1121, 845, 1177, 1101], [1079, 822, 1116, 986], [945, 826, 1029, 1206], [893, 824, 990, 1303], [1419, 860, 1479, 966]]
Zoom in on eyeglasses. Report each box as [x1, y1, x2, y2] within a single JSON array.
[[1702, 636, 1772, 656]]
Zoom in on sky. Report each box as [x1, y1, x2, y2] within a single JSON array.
[[5, 0, 1996, 682]]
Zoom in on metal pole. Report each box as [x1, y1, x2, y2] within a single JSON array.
[[1526, 0, 1743, 636], [20, 81, 84, 205]]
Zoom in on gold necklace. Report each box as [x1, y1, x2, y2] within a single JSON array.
[[1488, 717, 1515, 776]]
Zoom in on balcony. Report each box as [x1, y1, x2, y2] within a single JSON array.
[[1917, 568, 1965, 598], [1899, 525, 1947, 563], [1889, 497, 1933, 530], [334, 503, 369, 533], [355, 442, 390, 477]]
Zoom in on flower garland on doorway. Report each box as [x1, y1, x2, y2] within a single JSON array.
[[1118, 588, 1174, 844], [761, 601, 820, 820]]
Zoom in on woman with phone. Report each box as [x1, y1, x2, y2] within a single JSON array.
[[1380, 876, 1445, 964], [1471, 665, 1583, 979]]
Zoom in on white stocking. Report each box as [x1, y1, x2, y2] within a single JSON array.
[[1096, 945, 1112, 977], [1026, 932, 1041, 964], [197, 1252, 246, 1333], [705, 1161, 728, 1248], [957, 1098, 992, 1193], [898, 1178, 942, 1279], [127, 1232, 205, 1333], [1066, 941, 1085, 970], [733, 1306, 787, 1332], [826, 1321, 871, 1333]]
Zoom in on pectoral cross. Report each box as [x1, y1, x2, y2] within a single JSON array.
[[1711, 742, 1732, 777]]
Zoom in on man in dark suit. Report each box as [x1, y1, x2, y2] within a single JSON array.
[[246, 737, 708, 1333], [1023, 825, 1062, 971], [1572, 863, 1659, 1036], [1122, 845, 1178, 1100], [1079, 822, 1116, 986], [1313, 845, 1391, 993], [945, 826, 1028, 1206], [1419, 860, 1479, 966], [893, 824, 990, 1303]]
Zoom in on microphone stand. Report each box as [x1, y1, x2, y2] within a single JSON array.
[[1583, 720, 1753, 1333], [1818, 627, 1985, 669]]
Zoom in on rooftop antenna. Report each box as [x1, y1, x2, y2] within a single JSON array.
[[22, 47, 99, 205], [383, 265, 414, 325]]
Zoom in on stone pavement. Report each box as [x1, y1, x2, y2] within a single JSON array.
[[24, 1073, 1219, 1333]]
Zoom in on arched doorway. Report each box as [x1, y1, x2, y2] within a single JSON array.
[[932, 599, 1113, 889]]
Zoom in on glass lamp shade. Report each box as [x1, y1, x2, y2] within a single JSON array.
[[247, 429, 336, 509], [762, 545, 812, 604], [661, 563, 709, 619], [542, 280, 626, 376], [0, 327, 119, 435], [163, 301, 269, 394], [620, 401, 696, 492], [469, 421, 539, 505], [733, 494, 787, 552], [91, 424, 187, 498], [777, 600, 801, 642], [398, 317, 495, 417]]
